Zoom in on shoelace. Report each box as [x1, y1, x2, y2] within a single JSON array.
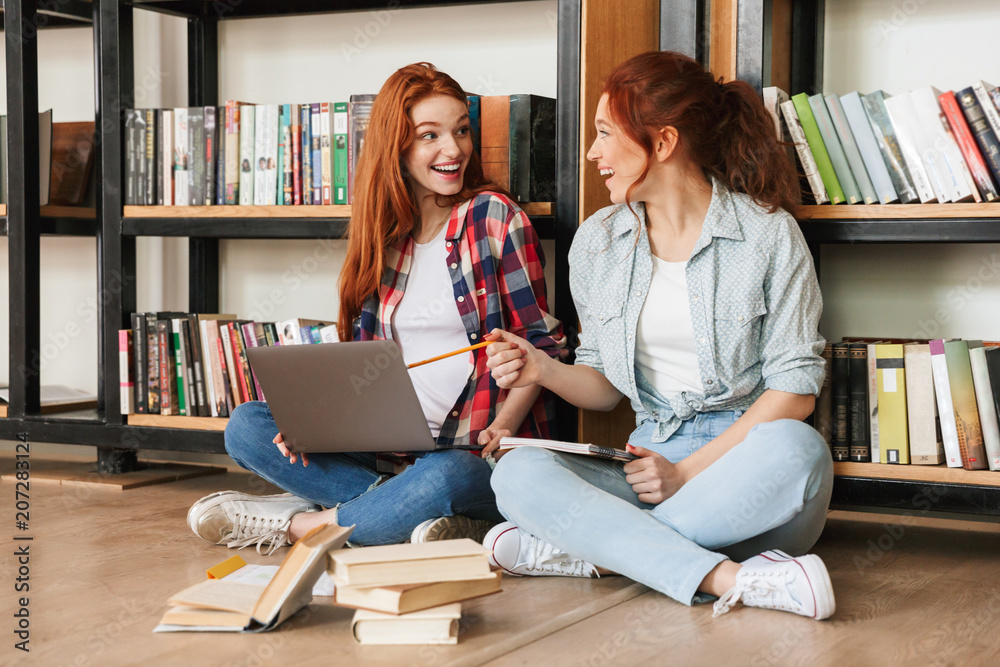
[[521, 535, 598, 577], [712, 573, 782, 618], [225, 512, 291, 556]]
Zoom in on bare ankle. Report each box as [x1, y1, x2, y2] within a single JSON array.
[[699, 560, 741, 598], [289, 507, 338, 543]]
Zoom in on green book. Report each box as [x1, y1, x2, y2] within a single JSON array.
[[808, 93, 861, 204], [791, 93, 846, 204], [172, 324, 188, 416], [276, 104, 286, 205], [942, 340, 989, 470], [333, 102, 349, 205]]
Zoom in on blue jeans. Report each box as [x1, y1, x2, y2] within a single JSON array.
[[224, 401, 503, 545], [491, 411, 833, 605]]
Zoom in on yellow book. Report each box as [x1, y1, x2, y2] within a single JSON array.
[[876, 344, 910, 464], [351, 603, 462, 645], [328, 538, 491, 588], [334, 571, 501, 615]]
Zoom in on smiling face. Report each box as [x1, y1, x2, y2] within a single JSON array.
[[402, 94, 472, 203], [586, 93, 650, 204]]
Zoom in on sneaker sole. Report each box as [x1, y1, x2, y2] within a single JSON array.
[[412, 516, 495, 544], [762, 550, 836, 620]]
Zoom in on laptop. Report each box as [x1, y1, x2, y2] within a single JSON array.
[[245, 340, 437, 453]]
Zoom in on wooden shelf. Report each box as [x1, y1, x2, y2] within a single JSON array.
[[124, 202, 553, 218], [800, 203, 1000, 220], [41, 205, 97, 219], [834, 461, 1000, 488], [127, 414, 228, 431]]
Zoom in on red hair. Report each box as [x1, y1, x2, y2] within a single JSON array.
[[338, 63, 498, 341], [602, 51, 799, 215]]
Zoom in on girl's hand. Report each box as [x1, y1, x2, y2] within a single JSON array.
[[623, 444, 684, 504], [274, 432, 310, 467], [484, 329, 548, 389], [478, 426, 512, 461]]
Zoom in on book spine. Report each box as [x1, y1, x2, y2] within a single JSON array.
[[903, 344, 944, 465], [321, 102, 332, 204], [291, 104, 302, 206], [848, 344, 871, 462], [161, 109, 173, 205], [232, 325, 255, 402], [301, 105, 313, 206], [986, 348, 1000, 467], [266, 104, 279, 205], [187, 107, 206, 206], [216, 105, 226, 205], [144, 109, 155, 205], [239, 104, 255, 206], [311, 102, 323, 204], [136, 110, 147, 205], [480, 95, 511, 192], [185, 316, 208, 417], [909, 87, 974, 202], [814, 342, 834, 446], [124, 110, 137, 205], [157, 320, 177, 415], [956, 87, 1000, 188], [882, 93, 938, 202], [875, 344, 909, 464], [791, 93, 845, 204], [253, 104, 267, 206], [972, 81, 1000, 140], [119, 330, 134, 415], [243, 322, 266, 401], [204, 106, 216, 206], [172, 319, 188, 416], [264, 322, 280, 347], [527, 95, 557, 202], [860, 91, 920, 203], [333, 102, 349, 205], [198, 319, 219, 418], [969, 345, 1000, 470], [831, 342, 850, 461], [213, 324, 236, 415], [130, 313, 147, 414], [509, 94, 528, 202], [281, 103, 293, 205], [840, 92, 898, 204], [348, 95, 376, 205], [809, 94, 862, 204], [225, 101, 239, 205], [866, 343, 880, 463], [779, 100, 829, 204], [930, 340, 963, 467], [219, 323, 243, 409], [939, 90, 999, 202], [942, 340, 988, 470], [145, 313, 160, 414], [826, 95, 878, 205], [173, 108, 189, 206], [154, 109, 164, 206]]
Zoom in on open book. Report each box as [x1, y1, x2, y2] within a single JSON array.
[[498, 437, 636, 462], [154, 523, 352, 633]]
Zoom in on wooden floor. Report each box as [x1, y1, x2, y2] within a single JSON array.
[[3, 451, 1000, 666]]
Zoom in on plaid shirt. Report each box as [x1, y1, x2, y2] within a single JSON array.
[[355, 192, 566, 448]]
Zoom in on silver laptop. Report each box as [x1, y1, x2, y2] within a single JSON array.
[[245, 340, 437, 453]]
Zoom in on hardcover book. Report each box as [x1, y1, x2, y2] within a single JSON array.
[[882, 93, 940, 203], [985, 347, 1000, 466], [480, 95, 512, 192], [848, 344, 871, 461], [811, 94, 864, 204], [875, 344, 909, 464], [910, 87, 976, 202], [187, 106, 206, 206], [300, 104, 312, 206], [143, 109, 156, 205], [203, 106, 216, 205], [320, 102, 332, 205], [216, 105, 226, 205], [929, 339, 963, 467], [238, 104, 255, 206], [145, 313, 160, 413], [348, 94, 376, 204], [967, 342, 1000, 470], [119, 330, 134, 415], [130, 313, 147, 413], [172, 318, 190, 416], [867, 343, 880, 462], [223, 100, 245, 205], [311, 103, 323, 204], [173, 108, 190, 206], [831, 342, 850, 461], [791, 93, 845, 204], [124, 109, 140, 205], [333, 571, 500, 616], [840, 92, 898, 204], [938, 90, 999, 202], [814, 342, 834, 445], [903, 343, 944, 465], [971, 81, 1000, 141], [290, 103, 302, 205], [350, 604, 461, 646], [157, 319, 179, 415], [508, 94, 556, 202], [779, 99, 829, 204], [956, 87, 1000, 187], [942, 340, 988, 470], [280, 103, 293, 205], [328, 539, 492, 588], [333, 102, 349, 204], [860, 91, 920, 203], [825, 94, 878, 205], [160, 109, 173, 205]]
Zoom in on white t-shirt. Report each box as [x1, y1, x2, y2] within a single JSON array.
[[634, 254, 704, 399], [391, 226, 472, 437]]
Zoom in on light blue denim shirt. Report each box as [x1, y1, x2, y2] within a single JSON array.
[[569, 177, 825, 443]]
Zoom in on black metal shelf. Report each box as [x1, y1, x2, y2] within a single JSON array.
[[0, 0, 94, 27], [800, 218, 1000, 245], [0, 217, 98, 236], [129, 0, 536, 20], [0, 417, 226, 453]]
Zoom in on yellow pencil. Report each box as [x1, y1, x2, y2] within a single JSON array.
[[407, 341, 491, 369]]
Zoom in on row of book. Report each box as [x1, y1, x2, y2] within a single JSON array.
[[815, 339, 1000, 471], [117, 313, 335, 418], [123, 93, 556, 209], [159, 524, 499, 644], [764, 80, 1000, 205]]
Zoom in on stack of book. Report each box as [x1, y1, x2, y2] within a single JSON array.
[[118, 313, 333, 418], [764, 81, 1000, 205], [815, 339, 1000, 471], [328, 539, 501, 645], [123, 94, 555, 208]]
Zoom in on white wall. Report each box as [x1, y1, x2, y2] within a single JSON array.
[[820, 0, 1000, 341]]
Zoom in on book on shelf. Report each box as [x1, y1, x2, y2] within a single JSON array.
[[172, 317, 191, 416], [333, 101, 349, 205], [942, 339, 988, 470], [300, 104, 313, 206], [49, 121, 96, 206], [130, 313, 148, 414], [185, 314, 210, 417], [334, 571, 501, 616], [814, 342, 833, 445], [119, 330, 135, 415], [499, 436, 637, 462], [124, 109, 141, 205], [290, 103, 303, 205], [883, 92, 940, 202], [875, 344, 909, 465], [848, 343, 871, 462], [831, 342, 850, 461], [508, 94, 556, 203], [955, 87, 1000, 188], [778, 98, 829, 204], [160, 109, 174, 205], [909, 87, 977, 203], [859, 91, 920, 204], [938, 90, 999, 202], [481, 95, 511, 191], [930, 339, 963, 468], [155, 523, 352, 633], [320, 102, 332, 205], [310, 103, 323, 204], [971, 81, 1000, 144], [816, 94, 870, 204], [348, 94, 376, 205], [204, 106, 217, 206], [968, 342, 1000, 471], [351, 603, 462, 645], [985, 347, 1000, 467], [808, 93, 862, 204], [327, 539, 492, 588], [867, 342, 880, 463], [173, 108, 189, 206], [188, 106, 206, 206], [238, 104, 255, 206], [791, 93, 845, 204], [280, 103, 293, 205], [216, 105, 226, 205], [840, 92, 899, 205], [903, 343, 944, 465]]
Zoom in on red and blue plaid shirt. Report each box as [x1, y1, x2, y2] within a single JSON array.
[[355, 192, 565, 448]]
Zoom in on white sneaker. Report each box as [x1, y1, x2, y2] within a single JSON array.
[[713, 550, 835, 620], [410, 516, 496, 544], [187, 490, 319, 555], [483, 521, 598, 578]]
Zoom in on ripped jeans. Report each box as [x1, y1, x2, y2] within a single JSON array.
[[224, 401, 503, 545]]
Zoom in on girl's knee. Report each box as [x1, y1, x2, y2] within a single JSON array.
[[748, 419, 831, 475], [224, 401, 272, 460], [491, 446, 558, 496]]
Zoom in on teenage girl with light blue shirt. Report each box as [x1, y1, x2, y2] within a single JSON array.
[[481, 51, 836, 621]]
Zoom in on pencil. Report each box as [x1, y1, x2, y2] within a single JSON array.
[[407, 341, 491, 369]]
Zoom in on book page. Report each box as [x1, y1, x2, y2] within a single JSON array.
[[168, 579, 263, 616]]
